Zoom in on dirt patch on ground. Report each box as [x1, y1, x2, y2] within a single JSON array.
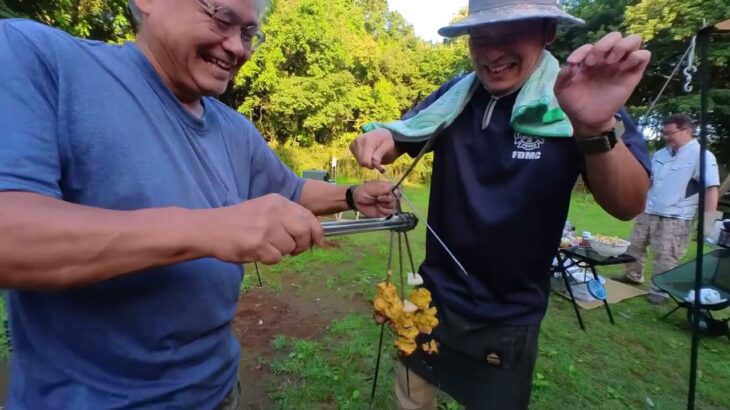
[[233, 286, 326, 409], [233, 274, 370, 409], [319, 239, 342, 249], [233, 287, 329, 349]]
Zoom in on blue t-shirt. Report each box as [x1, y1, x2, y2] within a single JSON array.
[[398, 77, 650, 325], [0, 19, 304, 408]]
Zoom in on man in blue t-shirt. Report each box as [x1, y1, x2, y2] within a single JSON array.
[[350, 1, 651, 408], [0, 0, 397, 408]]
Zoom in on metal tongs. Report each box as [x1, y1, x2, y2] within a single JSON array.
[[321, 213, 418, 237]]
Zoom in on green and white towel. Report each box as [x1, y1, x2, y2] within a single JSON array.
[[363, 51, 573, 141]]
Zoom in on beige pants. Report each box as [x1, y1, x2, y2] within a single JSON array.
[[395, 362, 438, 410], [624, 213, 692, 284]]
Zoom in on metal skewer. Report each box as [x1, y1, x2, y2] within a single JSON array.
[[389, 122, 446, 191], [254, 262, 262, 287], [370, 231, 396, 408], [378, 171, 470, 277]]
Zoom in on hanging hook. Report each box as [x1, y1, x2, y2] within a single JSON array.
[[684, 35, 698, 93]]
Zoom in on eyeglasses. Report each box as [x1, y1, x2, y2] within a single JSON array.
[[468, 22, 547, 50], [662, 128, 688, 137], [469, 30, 534, 50], [196, 0, 266, 51]]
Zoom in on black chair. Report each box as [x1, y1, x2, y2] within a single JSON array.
[[652, 249, 730, 340]]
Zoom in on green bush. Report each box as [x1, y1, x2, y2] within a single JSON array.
[[270, 136, 433, 185], [0, 0, 18, 18]]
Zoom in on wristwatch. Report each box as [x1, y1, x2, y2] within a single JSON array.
[[345, 185, 358, 211], [575, 118, 624, 155]]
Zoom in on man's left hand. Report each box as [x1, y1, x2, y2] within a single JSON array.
[[353, 181, 397, 217], [555, 32, 651, 137]]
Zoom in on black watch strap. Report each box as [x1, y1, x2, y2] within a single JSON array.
[[576, 130, 617, 154], [576, 118, 624, 155], [345, 185, 358, 211]]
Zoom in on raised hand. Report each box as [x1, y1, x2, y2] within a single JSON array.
[[554, 32, 651, 137]]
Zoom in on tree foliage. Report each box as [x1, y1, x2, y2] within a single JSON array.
[[556, 0, 730, 165], [4, 0, 133, 41], [7, 0, 730, 173], [624, 0, 730, 164], [233, 0, 467, 149], [0, 0, 15, 18]]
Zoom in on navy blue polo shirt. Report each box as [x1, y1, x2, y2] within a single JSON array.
[[398, 76, 650, 325]]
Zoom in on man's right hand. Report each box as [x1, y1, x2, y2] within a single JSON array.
[[202, 194, 324, 265], [349, 128, 402, 172]]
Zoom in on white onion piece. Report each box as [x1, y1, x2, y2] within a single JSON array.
[[407, 272, 424, 286], [403, 300, 418, 313]]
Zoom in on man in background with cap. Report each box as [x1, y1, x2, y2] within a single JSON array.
[[350, 0, 651, 408]]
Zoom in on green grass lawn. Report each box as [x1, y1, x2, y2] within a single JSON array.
[[1, 185, 728, 409], [243, 184, 730, 409]]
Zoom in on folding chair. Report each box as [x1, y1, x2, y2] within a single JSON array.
[[652, 249, 730, 340]]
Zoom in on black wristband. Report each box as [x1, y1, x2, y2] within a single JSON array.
[[575, 117, 624, 155], [576, 129, 618, 154], [345, 185, 358, 211]]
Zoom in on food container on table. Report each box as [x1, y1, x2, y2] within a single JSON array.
[[589, 235, 631, 257]]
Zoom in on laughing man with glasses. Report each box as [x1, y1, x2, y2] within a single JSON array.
[[0, 0, 399, 407], [617, 113, 721, 304], [349, 0, 652, 407]]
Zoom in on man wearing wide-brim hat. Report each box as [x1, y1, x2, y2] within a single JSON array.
[[351, 0, 652, 409]]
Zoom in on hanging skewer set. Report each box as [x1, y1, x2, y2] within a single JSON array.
[[311, 119, 473, 405], [257, 125, 469, 406], [314, 161, 469, 406]]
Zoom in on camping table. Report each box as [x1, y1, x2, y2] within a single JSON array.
[[652, 248, 730, 340], [554, 247, 637, 330]]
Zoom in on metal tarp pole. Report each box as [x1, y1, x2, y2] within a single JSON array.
[[687, 27, 710, 410]]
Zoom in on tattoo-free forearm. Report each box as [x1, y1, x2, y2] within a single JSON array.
[[0, 192, 207, 290], [584, 141, 650, 220], [705, 187, 719, 212], [299, 180, 350, 216]]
